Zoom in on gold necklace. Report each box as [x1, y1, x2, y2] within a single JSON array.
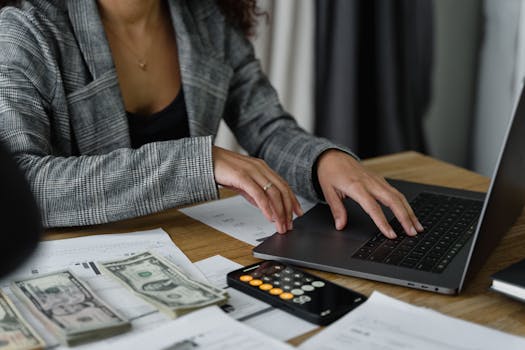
[[104, 23, 160, 71]]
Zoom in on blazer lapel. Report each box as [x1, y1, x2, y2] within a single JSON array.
[[67, 0, 115, 79], [167, 1, 233, 138], [65, 0, 234, 155], [66, 0, 130, 154]]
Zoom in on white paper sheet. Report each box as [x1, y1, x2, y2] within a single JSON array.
[[94, 306, 294, 350], [195, 255, 318, 341], [0, 229, 208, 349], [180, 195, 316, 246], [299, 291, 525, 350]]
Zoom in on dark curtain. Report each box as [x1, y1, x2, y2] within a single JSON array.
[[315, 0, 434, 158]]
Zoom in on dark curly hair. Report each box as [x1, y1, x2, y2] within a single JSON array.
[[216, 0, 265, 37], [0, 0, 264, 37]]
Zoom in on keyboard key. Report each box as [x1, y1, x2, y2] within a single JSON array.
[[367, 246, 395, 262], [400, 258, 419, 268]]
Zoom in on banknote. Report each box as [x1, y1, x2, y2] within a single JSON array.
[[0, 291, 44, 350], [11, 271, 130, 346], [100, 252, 228, 318]]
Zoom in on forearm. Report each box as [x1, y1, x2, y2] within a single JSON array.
[[14, 137, 218, 228], [256, 122, 356, 202]]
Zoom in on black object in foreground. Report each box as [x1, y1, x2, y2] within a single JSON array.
[[491, 258, 525, 303], [227, 260, 366, 325], [0, 141, 41, 277]]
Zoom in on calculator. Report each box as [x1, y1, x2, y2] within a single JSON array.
[[226, 260, 366, 325]]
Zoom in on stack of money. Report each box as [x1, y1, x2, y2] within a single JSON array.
[[0, 291, 44, 350], [100, 251, 228, 318], [10, 271, 130, 346]]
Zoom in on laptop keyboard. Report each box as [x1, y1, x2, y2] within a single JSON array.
[[352, 192, 483, 273]]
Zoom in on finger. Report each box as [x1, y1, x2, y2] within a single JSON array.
[[373, 185, 417, 237], [345, 184, 397, 239], [264, 184, 287, 233], [265, 179, 293, 230], [234, 175, 274, 224], [398, 192, 424, 232], [253, 160, 296, 229], [291, 192, 304, 217], [246, 169, 287, 233], [377, 178, 423, 232], [322, 185, 347, 231]]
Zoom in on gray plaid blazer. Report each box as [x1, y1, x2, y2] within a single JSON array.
[[0, 0, 352, 228]]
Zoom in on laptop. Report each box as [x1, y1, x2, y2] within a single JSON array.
[[254, 88, 525, 295]]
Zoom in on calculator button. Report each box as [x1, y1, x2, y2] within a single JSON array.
[[282, 277, 292, 282], [282, 285, 292, 291], [262, 276, 272, 282], [293, 295, 312, 304], [251, 272, 262, 278], [274, 265, 283, 270], [240, 275, 253, 282], [312, 281, 325, 288], [273, 273, 281, 278], [293, 273, 304, 278], [283, 268, 294, 274], [272, 281, 281, 286], [280, 292, 294, 300], [249, 279, 263, 286], [291, 289, 304, 296], [304, 277, 313, 283], [269, 288, 283, 295], [293, 281, 302, 287], [259, 284, 273, 291], [301, 285, 314, 292]]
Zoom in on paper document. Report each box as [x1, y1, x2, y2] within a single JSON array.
[[95, 306, 294, 350], [195, 255, 318, 341], [0, 229, 208, 349], [180, 195, 316, 246], [299, 291, 525, 350]]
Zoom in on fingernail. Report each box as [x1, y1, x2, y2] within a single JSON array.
[[410, 227, 418, 236], [288, 221, 293, 230], [335, 219, 343, 230], [416, 221, 424, 231], [298, 208, 304, 216], [389, 230, 397, 239]]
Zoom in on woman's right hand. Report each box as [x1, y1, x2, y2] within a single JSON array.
[[212, 146, 303, 234]]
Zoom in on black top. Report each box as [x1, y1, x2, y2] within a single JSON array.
[[127, 89, 190, 149]]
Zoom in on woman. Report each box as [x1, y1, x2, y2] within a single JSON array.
[[0, 0, 422, 238]]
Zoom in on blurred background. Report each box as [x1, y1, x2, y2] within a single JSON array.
[[215, 0, 525, 177]]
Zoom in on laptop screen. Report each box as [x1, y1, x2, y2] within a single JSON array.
[[460, 87, 525, 290]]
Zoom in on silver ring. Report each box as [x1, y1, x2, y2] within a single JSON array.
[[263, 182, 273, 192]]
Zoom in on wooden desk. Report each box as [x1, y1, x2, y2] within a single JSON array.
[[45, 151, 525, 345]]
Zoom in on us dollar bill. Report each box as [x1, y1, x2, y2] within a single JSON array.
[[0, 291, 44, 350], [100, 252, 228, 318], [10, 271, 130, 346]]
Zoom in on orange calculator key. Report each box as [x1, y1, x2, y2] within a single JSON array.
[[259, 284, 273, 291], [280, 292, 294, 300], [269, 288, 283, 295], [249, 279, 263, 286], [240, 275, 253, 282]]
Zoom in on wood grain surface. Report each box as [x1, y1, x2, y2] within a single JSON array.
[[45, 151, 525, 345]]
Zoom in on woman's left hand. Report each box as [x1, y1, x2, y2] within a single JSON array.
[[316, 150, 423, 239]]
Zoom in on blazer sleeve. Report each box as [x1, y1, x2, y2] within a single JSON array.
[[0, 10, 218, 228], [220, 20, 358, 202]]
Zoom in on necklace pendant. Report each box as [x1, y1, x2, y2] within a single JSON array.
[[138, 61, 147, 70]]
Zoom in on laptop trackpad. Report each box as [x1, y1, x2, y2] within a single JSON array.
[[290, 198, 378, 248]]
